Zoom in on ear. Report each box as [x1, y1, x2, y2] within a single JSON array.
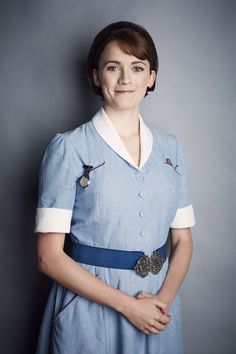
[[147, 70, 157, 88], [93, 68, 101, 87]]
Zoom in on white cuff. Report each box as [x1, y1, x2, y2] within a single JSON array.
[[170, 204, 196, 228], [34, 208, 72, 233]]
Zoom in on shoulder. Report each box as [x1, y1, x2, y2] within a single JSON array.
[[148, 125, 179, 153], [57, 121, 91, 146], [45, 121, 93, 156]]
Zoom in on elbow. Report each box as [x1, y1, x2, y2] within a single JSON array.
[[37, 250, 61, 275], [171, 227, 193, 253], [37, 252, 51, 274], [36, 232, 66, 274]]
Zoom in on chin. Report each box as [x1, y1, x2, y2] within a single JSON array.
[[114, 102, 140, 111], [112, 98, 142, 109]]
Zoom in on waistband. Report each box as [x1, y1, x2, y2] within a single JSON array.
[[67, 241, 167, 278]]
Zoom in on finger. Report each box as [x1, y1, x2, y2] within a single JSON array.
[[154, 299, 167, 313], [145, 325, 161, 335], [139, 291, 152, 297], [136, 291, 152, 299], [136, 291, 146, 299], [150, 319, 166, 331], [158, 314, 171, 325], [155, 303, 170, 316]]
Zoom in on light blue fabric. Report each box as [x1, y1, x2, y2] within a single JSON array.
[[35, 118, 193, 354]]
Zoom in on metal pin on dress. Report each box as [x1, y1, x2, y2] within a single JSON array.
[[164, 158, 181, 175], [79, 162, 105, 188], [80, 165, 93, 188]]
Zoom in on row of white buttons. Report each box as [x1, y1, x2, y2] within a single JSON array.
[[137, 173, 145, 235], [138, 186, 145, 236]]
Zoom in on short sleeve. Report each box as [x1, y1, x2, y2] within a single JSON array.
[[170, 136, 196, 228], [34, 133, 77, 233]]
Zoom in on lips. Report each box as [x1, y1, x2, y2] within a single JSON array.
[[115, 90, 135, 93]]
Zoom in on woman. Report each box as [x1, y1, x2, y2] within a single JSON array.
[[35, 21, 195, 354]]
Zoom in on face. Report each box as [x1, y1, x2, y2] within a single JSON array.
[[92, 40, 156, 111]]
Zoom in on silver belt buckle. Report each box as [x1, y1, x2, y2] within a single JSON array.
[[134, 251, 165, 278]]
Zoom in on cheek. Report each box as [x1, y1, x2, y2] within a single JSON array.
[[97, 77, 110, 95], [101, 73, 116, 87], [135, 74, 150, 87], [135, 81, 149, 97]]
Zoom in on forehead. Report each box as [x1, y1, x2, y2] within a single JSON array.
[[99, 40, 148, 64]]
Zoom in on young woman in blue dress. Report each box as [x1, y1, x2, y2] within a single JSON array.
[[35, 21, 195, 353]]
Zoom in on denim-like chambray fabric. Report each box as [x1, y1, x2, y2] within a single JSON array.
[[35, 114, 195, 354]]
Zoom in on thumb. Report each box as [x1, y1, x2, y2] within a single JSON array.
[[136, 291, 146, 299], [136, 291, 153, 299]]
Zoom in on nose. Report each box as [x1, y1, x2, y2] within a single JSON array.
[[118, 67, 131, 85]]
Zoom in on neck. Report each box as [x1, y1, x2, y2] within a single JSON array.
[[103, 104, 140, 138]]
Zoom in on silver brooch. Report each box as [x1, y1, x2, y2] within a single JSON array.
[[134, 252, 165, 278]]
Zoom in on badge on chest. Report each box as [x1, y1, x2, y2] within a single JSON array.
[[79, 162, 105, 188]]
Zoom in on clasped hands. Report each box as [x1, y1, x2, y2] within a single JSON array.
[[123, 291, 171, 335]]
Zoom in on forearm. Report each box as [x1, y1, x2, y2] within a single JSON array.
[[38, 250, 133, 314], [157, 228, 193, 309]]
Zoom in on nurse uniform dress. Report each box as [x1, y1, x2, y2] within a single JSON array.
[[34, 106, 195, 354]]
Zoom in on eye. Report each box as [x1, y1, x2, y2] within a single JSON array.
[[107, 66, 119, 71], [133, 66, 144, 72]]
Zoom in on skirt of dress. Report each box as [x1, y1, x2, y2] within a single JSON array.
[[36, 262, 184, 354]]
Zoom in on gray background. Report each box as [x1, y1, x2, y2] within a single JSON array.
[[1, 0, 235, 353]]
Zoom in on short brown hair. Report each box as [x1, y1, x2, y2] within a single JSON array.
[[86, 21, 158, 98]]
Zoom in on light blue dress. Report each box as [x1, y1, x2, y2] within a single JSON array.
[[34, 106, 195, 354]]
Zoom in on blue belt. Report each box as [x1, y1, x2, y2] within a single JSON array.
[[67, 241, 167, 278]]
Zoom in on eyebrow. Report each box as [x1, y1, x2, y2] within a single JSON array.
[[103, 60, 147, 67]]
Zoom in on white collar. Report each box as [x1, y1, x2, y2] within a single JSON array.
[[91, 106, 153, 170]]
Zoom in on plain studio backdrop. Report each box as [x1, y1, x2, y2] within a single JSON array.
[[1, 1, 235, 353]]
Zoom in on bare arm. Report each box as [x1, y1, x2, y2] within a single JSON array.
[[137, 228, 193, 313], [156, 227, 193, 311], [37, 232, 133, 312], [37, 232, 170, 334]]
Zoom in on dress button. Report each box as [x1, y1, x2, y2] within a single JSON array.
[[136, 173, 143, 179], [139, 230, 146, 237], [139, 210, 145, 217], [138, 191, 145, 198]]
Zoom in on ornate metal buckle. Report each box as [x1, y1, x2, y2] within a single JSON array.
[[134, 251, 165, 278]]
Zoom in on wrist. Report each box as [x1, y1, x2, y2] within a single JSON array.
[[115, 293, 136, 316], [155, 292, 173, 311]]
